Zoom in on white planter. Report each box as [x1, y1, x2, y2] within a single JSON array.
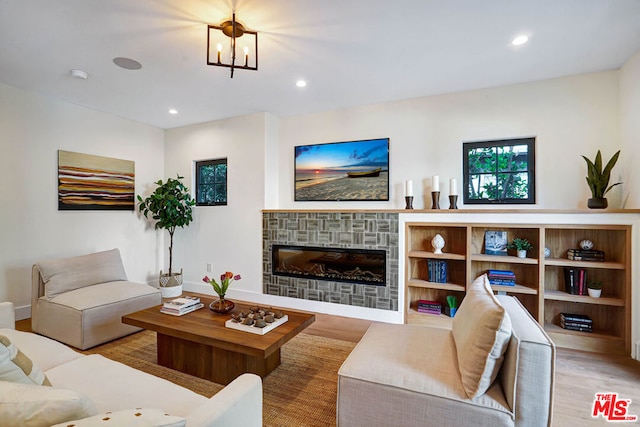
[[159, 269, 183, 298], [588, 288, 602, 298], [517, 249, 527, 258]]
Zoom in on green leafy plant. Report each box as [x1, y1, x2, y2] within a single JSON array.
[[587, 279, 602, 290], [137, 175, 196, 275], [507, 237, 533, 251], [203, 272, 242, 298], [446, 295, 458, 309], [581, 150, 622, 199]]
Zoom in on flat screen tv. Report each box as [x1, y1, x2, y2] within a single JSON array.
[[294, 138, 389, 201]]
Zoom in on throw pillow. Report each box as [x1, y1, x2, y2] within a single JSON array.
[[0, 334, 51, 385], [452, 274, 512, 399], [51, 408, 186, 427], [0, 381, 97, 427]]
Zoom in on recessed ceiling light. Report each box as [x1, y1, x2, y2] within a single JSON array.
[[296, 80, 307, 88], [168, 109, 178, 115], [511, 35, 529, 46], [113, 57, 142, 70], [70, 69, 88, 79]]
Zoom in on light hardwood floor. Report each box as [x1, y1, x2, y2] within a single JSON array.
[[19, 314, 640, 425]]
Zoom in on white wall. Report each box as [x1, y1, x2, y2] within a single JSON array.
[[620, 51, 640, 358], [277, 71, 621, 210], [164, 113, 267, 296], [620, 51, 640, 208], [0, 82, 164, 317]]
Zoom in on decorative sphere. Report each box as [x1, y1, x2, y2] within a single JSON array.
[[431, 234, 445, 254], [544, 247, 551, 258], [579, 239, 594, 250]]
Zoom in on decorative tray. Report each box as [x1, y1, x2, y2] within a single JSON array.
[[225, 315, 288, 335]]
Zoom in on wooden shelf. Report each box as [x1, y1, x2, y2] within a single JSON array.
[[471, 254, 538, 264], [407, 279, 465, 292], [408, 250, 465, 260], [405, 221, 632, 355], [544, 290, 624, 306], [491, 284, 538, 295], [544, 258, 625, 270]]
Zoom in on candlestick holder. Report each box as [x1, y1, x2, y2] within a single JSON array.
[[449, 195, 458, 210], [405, 196, 414, 210], [431, 191, 440, 209]]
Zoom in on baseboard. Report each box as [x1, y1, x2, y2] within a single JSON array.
[[14, 304, 31, 321]]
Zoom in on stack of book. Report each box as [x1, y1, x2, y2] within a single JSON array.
[[567, 249, 605, 261], [417, 300, 442, 315], [427, 259, 448, 283], [560, 313, 593, 333], [160, 296, 204, 316], [487, 269, 515, 286], [563, 267, 587, 295]]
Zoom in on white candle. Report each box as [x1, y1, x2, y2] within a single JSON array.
[[405, 180, 413, 197], [449, 178, 457, 195], [432, 175, 439, 191]]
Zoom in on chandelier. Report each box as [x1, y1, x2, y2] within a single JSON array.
[[207, 13, 258, 78]]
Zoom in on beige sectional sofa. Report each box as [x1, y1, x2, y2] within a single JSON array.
[[337, 274, 555, 427], [0, 302, 262, 427], [31, 248, 161, 349]]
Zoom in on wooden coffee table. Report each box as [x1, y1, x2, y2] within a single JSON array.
[[122, 294, 315, 385]]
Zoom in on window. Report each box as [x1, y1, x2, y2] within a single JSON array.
[[463, 137, 535, 204], [195, 159, 227, 206]]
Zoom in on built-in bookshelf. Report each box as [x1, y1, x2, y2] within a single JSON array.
[[405, 222, 632, 355]]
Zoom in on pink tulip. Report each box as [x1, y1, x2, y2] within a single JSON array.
[[234, 274, 241, 280], [202, 276, 210, 283]]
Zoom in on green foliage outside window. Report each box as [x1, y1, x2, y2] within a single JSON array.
[[463, 138, 535, 204], [196, 159, 227, 206]]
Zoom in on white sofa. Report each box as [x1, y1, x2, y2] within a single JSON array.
[[337, 275, 555, 427], [0, 302, 263, 427], [31, 248, 162, 349]]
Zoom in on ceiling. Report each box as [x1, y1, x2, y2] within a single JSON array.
[[2, 0, 640, 130]]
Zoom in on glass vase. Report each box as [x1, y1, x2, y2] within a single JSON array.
[[209, 296, 235, 314]]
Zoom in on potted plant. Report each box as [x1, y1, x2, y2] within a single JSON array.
[[137, 175, 196, 298], [445, 295, 458, 318], [581, 150, 622, 209], [507, 237, 533, 258], [587, 279, 602, 298], [203, 272, 241, 314]]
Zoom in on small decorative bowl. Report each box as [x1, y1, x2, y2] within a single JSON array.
[[579, 239, 594, 250]]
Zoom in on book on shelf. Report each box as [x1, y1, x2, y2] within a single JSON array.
[[487, 269, 515, 286], [561, 320, 593, 330], [160, 302, 204, 316], [567, 249, 605, 262], [427, 259, 448, 283], [417, 300, 442, 315], [560, 324, 593, 333], [563, 268, 588, 295], [560, 313, 593, 324]]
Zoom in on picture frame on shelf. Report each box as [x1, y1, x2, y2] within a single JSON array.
[[484, 230, 508, 255]]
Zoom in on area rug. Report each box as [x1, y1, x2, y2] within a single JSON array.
[[81, 331, 356, 427]]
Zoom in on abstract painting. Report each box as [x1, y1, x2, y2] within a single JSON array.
[[58, 150, 135, 210]]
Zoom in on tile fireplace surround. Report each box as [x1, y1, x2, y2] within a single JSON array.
[[263, 211, 399, 311]]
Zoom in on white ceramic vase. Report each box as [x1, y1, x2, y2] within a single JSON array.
[[431, 234, 445, 254], [517, 249, 527, 258]]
